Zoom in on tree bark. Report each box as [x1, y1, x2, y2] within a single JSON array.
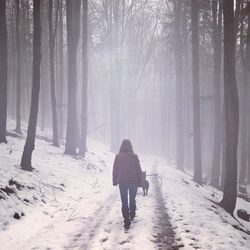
[[0, 0, 8, 143], [174, 0, 184, 171], [65, 0, 81, 155], [49, 0, 59, 147], [40, 0, 49, 131], [9, 5, 16, 120], [21, 0, 42, 171], [79, 0, 88, 157], [58, 0, 64, 138], [15, 0, 22, 134], [240, 6, 250, 186], [110, 0, 121, 153], [211, 0, 222, 189], [247, 5, 250, 186], [220, 0, 239, 215], [191, 0, 202, 185]]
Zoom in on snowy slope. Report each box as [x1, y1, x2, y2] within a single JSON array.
[[0, 129, 113, 249], [0, 121, 250, 249], [0, 122, 159, 250], [153, 159, 250, 250]]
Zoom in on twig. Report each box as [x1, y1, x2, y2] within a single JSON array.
[[67, 209, 82, 222]]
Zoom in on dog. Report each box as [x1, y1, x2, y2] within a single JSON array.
[[237, 209, 250, 221], [141, 171, 149, 196]]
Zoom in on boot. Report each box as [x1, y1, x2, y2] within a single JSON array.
[[124, 219, 130, 229], [130, 211, 136, 221]]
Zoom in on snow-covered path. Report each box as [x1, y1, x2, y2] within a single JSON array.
[[1, 129, 250, 249], [0, 134, 178, 250], [65, 158, 177, 250]]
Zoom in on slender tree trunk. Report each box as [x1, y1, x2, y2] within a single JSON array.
[[49, 0, 59, 147], [211, 0, 222, 189], [79, 0, 88, 157], [174, 0, 184, 171], [65, 0, 81, 155], [109, 1, 121, 153], [247, 6, 250, 186], [239, 72, 248, 186], [20, 0, 27, 120], [23, 0, 32, 117], [40, 0, 48, 131], [15, 0, 22, 134], [9, 6, 16, 120], [220, 0, 239, 215], [21, 0, 42, 171], [191, 0, 202, 185], [182, 2, 189, 171], [58, 0, 64, 138], [220, 103, 226, 190], [0, 0, 8, 143], [240, 7, 250, 186], [160, 46, 168, 158]]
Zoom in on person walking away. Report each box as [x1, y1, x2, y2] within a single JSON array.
[[112, 139, 142, 229]]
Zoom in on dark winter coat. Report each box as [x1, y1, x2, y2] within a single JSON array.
[[112, 152, 142, 187]]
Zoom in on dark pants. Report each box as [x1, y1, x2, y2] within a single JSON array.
[[119, 183, 138, 223]]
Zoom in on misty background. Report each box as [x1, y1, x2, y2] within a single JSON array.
[[0, 0, 249, 215]]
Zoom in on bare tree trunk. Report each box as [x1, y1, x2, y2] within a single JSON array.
[[159, 46, 168, 158], [191, 0, 202, 185], [79, 0, 88, 157], [239, 70, 248, 186], [40, 0, 48, 131], [109, 0, 121, 153], [211, 0, 222, 189], [65, 0, 81, 155], [247, 7, 250, 186], [21, 0, 42, 171], [15, 0, 22, 134], [220, 0, 239, 215], [58, 0, 64, 138], [23, 0, 32, 117], [9, 5, 16, 120], [0, 0, 8, 143], [20, 0, 27, 120], [174, 0, 184, 171], [182, 2, 190, 171], [49, 0, 59, 147], [220, 103, 226, 190], [239, 6, 250, 186]]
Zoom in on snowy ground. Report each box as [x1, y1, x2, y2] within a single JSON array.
[[156, 160, 250, 249], [0, 121, 250, 249]]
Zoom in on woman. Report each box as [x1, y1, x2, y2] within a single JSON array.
[[112, 139, 142, 229]]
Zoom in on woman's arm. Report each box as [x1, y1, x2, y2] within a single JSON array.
[[135, 155, 142, 187], [112, 155, 118, 186]]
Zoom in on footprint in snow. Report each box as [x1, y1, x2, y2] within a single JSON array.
[[191, 237, 198, 242], [104, 228, 111, 233], [119, 240, 129, 245], [100, 236, 108, 243]]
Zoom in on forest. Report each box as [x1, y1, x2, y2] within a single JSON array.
[[0, 0, 250, 249]]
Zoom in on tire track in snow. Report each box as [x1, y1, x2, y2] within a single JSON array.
[[82, 195, 121, 250], [65, 192, 122, 250]]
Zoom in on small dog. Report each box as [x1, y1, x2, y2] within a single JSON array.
[[141, 171, 149, 196], [237, 209, 250, 221]]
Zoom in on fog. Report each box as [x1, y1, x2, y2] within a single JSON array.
[[1, 0, 249, 215]]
